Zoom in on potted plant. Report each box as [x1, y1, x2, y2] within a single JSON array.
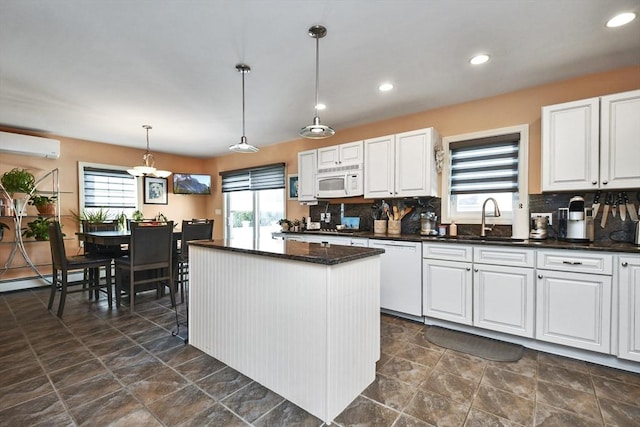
[[22, 216, 56, 241], [278, 218, 292, 231], [115, 211, 127, 231], [28, 194, 57, 215], [132, 210, 144, 222], [1, 168, 36, 197], [1, 168, 36, 215], [0, 222, 9, 241], [70, 208, 111, 224]]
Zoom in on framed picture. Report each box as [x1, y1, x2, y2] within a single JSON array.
[[288, 174, 299, 200], [143, 176, 168, 205]]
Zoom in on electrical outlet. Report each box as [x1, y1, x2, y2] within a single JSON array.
[[325, 213, 331, 223], [531, 212, 552, 225], [320, 213, 326, 221]]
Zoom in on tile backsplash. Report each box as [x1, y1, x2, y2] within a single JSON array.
[[307, 190, 640, 244]]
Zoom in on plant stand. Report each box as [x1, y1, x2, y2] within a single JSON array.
[[0, 168, 60, 283]]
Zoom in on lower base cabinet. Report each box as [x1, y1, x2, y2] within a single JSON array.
[[536, 270, 611, 354], [423, 258, 473, 324], [422, 244, 535, 337], [619, 255, 640, 362], [474, 264, 534, 338]]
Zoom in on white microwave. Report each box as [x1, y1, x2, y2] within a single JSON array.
[[316, 167, 363, 198]]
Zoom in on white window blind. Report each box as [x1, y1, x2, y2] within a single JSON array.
[[220, 163, 285, 193], [83, 167, 137, 208], [450, 134, 520, 195]]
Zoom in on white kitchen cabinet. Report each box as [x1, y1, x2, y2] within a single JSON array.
[[297, 149, 317, 203], [618, 255, 640, 362], [369, 239, 422, 317], [541, 90, 640, 191], [364, 127, 440, 199], [422, 243, 473, 324], [473, 246, 535, 338], [474, 265, 535, 338], [600, 90, 640, 189], [317, 141, 363, 170], [536, 250, 612, 354], [423, 243, 535, 337], [423, 258, 473, 324]]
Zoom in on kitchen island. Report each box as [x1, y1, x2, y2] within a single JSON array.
[[188, 239, 384, 424]]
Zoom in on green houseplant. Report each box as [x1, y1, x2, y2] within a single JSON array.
[[22, 216, 56, 241], [1, 168, 36, 215], [70, 208, 111, 224], [1, 168, 36, 197], [28, 194, 57, 215]]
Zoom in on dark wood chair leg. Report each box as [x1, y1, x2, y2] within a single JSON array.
[[48, 268, 58, 310]]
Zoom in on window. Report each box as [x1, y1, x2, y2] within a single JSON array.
[[442, 125, 529, 224], [78, 162, 138, 218], [220, 164, 285, 240]]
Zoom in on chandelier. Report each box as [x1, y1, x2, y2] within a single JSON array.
[[127, 125, 172, 178]]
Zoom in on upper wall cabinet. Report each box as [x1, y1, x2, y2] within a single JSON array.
[[541, 90, 640, 192], [364, 127, 440, 199], [297, 149, 317, 203], [317, 141, 364, 170]]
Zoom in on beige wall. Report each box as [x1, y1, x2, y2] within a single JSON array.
[[2, 65, 639, 279]]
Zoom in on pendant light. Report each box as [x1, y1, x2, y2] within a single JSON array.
[[127, 125, 172, 178], [299, 25, 335, 139], [229, 64, 259, 153]]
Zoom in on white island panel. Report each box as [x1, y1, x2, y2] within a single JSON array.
[[189, 245, 380, 424]]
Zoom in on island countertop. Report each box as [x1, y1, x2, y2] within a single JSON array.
[[190, 239, 384, 265]]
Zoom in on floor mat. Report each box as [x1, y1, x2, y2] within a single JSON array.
[[425, 325, 523, 362]]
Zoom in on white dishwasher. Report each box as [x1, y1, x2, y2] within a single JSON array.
[[368, 239, 422, 317]]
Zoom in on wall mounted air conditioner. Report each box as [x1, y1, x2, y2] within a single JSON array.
[[0, 131, 60, 159]]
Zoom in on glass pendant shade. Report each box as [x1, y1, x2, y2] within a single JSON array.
[[128, 125, 172, 178], [299, 25, 334, 139], [229, 64, 259, 153]]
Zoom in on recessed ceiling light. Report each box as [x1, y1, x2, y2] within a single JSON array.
[[315, 103, 326, 111], [378, 83, 394, 92], [606, 12, 636, 27], [470, 54, 490, 65]]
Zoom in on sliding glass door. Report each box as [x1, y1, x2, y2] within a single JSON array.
[[225, 188, 284, 240]]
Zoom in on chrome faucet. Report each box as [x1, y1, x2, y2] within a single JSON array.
[[481, 197, 501, 237]]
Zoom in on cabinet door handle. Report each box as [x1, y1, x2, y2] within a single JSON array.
[[592, 180, 597, 185], [538, 274, 543, 279], [466, 267, 471, 271], [602, 180, 608, 185], [474, 268, 479, 272], [562, 261, 582, 265], [622, 262, 628, 267]]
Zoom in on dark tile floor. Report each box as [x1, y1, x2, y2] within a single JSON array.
[[1, 288, 639, 426]]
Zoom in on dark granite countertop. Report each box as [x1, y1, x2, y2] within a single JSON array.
[[189, 239, 385, 265], [279, 231, 640, 254]]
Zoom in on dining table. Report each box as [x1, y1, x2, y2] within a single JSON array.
[[76, 230, 182, 247]]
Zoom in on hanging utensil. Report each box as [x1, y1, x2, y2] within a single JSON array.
[[623, 192, 638, 222], [612, 193, 618, 218], [392, 206, 399, 220], [592, 190, 601, 219], [601, 193, 611, 228], [618, 192, 626, 221]]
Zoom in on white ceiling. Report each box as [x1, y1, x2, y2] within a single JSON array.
[[1, 0, 639, 158]]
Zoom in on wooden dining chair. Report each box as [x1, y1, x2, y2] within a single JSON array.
[[47, 221, 113, 317], [114, 221, 176, 314], [177, 219, 213, 303]]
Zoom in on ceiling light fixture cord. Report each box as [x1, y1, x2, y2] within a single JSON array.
[[314, 32, 320, 118], [229, 64, 258, 153], [299, 25, 334, 139]]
